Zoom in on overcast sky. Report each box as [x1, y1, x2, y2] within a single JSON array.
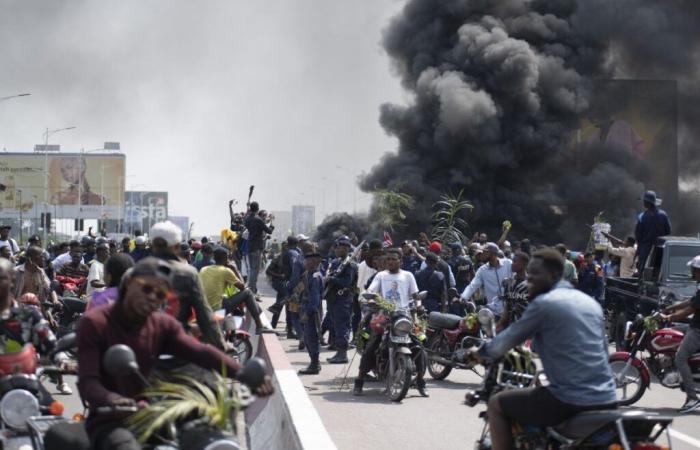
[[0, 0, 406, 235]]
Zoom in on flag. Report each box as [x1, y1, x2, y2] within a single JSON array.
[[382, 231, 393, 248]]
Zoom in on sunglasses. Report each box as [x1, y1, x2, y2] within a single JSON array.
[[133, 278, 168, 301]]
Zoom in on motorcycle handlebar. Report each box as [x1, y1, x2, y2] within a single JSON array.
[[95, 405, 139, 414]]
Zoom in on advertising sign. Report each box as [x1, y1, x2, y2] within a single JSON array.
[[0, 152, 125, 219], [124, 191, 168, 234]]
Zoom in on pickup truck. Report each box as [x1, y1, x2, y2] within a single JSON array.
[[605, 235, 700, 349]]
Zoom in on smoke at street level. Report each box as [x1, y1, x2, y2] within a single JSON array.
[[354, 0, 700, 246]]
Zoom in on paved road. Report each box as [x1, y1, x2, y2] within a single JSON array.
[[258, 294, 700, 450]]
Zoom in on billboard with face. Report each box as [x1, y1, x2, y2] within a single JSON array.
[[0, 153, 125, 219]]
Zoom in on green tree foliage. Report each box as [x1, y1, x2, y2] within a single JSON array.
[[431, 189, 473, 244]]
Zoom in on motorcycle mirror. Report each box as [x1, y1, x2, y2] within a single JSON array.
[[361, 293, 378, 300], [477, 308, 495, 326], [103, 344, 141, 378], [237, 357, 268, 390], [53, 333, 77, 354], [417, 291, 428, 301]]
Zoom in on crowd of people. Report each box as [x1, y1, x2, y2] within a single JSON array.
[[0, 188, 693, 450]]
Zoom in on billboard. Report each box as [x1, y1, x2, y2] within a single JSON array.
[[124, 191, 168, 234], [168, 216, 190, 238], [0, 152, 125, 219], [575, 79, 678, 207]]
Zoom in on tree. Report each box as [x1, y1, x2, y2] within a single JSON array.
[[372, 188, 414, 233], [431, 189, 473, 244]]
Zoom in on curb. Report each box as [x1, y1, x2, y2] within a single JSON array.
[[245, 313, 337, 450]]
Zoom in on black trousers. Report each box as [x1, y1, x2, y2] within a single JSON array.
[[223, 289, 262, 327], [496, 386, 617, 428], [92, 425, 140, 450]]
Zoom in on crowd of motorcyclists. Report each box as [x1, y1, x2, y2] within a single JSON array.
[[0, 187, 695, 449]]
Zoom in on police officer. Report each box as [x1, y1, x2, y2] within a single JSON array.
[[325, 236, 358, 364], [298, 251, 324, 375]]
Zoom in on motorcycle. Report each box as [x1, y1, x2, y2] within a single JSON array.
[[214, 307, 254, 364], [358, 292, 427, 402], [423, 300, 486, 380], [0, 333, 77, 450], [610, 311, 700, 406], [466, 309, 676, 450], [40, 344, 268, 450]]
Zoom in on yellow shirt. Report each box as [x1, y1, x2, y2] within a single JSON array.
[[199, 265, 241, 310]]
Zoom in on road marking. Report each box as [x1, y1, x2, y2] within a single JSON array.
[[670, 429, 700, 448]]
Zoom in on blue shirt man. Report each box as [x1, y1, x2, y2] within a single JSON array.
[[415, 253, 446, 313], [298, 252, 324, 375], [477, 249, 616, 450], [635, 190, 671, 271], [325, 236, 358, 364]]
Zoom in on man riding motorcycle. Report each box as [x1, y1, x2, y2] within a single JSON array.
[[76, 258, 274, 450], [353, 248, 427, 397], [470, 248, 616, 450], [659, 255, 700, 414]]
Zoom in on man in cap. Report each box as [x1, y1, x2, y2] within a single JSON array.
[[0, 224, 19, 256], [150, 221, 226, 350], [460, 242, 513, 316], [635, 190, 671, 272], [267, 236, 300, 338], [421, 241, 456, 293], [325, 235, 358, 364], [660, 255, 700, 413], [298, 251, 324, 375]]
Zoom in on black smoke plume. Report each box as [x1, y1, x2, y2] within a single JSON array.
[[313, 212, 371, 255], [357, 0, 700, 247]]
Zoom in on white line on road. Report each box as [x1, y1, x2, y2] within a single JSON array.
[[671, 429, 700, 448]]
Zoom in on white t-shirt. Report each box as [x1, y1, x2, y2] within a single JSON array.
[[87, 260, 105, 296], [367, 269, 418, 309], [0, 238, 19, 256]]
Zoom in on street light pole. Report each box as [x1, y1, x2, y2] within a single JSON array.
[[41, 126, 76, 244]]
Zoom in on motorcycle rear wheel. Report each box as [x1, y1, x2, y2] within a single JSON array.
[[609, 358, 646, 406], [427, 336, 453, 380], [389, 353, 413, 402]]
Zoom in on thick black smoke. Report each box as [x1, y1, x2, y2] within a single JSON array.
[[313, 212, 371, 255], [358, 0, 700, 247]]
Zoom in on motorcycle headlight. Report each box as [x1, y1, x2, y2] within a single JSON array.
[[0, 389, 39, 430], [392, 317, 413, 336]]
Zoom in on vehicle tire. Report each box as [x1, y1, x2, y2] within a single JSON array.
[[427, 336, 453, 380], [609, 357, 646, 406], [228, 336, 253, 365], [389, 353, 413, 402]]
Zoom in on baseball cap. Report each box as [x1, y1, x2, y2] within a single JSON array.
[[335, 235, 352, 247], [687, 256, 700, 269], [297, 234, 310, 242], [135, 236, 147, 245], [428, 241, 442, 253], [484, 242, 500, 254]]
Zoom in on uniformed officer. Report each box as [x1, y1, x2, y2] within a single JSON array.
[[298, 251, 324, 375], [325, 236, 358, 364], [448, 242, 474, 315]]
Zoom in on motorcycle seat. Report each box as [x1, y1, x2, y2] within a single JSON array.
[[61, 297, 87, 313], [428, 312, 462, 330], [553, 409, 651, 439]]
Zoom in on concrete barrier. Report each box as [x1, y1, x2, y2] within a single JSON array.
[[245, 315, 337, 450]]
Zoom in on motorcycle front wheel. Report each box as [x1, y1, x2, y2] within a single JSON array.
[[389, 353, 413, 402], [427, 335, 453, 380], [609, 358, 646, 406], [228, 336, 253, 365]]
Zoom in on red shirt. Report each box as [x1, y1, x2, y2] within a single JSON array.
[[77, 302, 241, 435]]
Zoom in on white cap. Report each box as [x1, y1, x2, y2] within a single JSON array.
[[135, 236, 147, 245], [296, 234, 309, 241], [503, 240, 511, 248], [687, 255, 700, 269], [150, 221, 183, 246]]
